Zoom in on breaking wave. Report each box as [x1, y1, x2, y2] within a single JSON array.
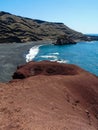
[[26, 45, 41, 62]]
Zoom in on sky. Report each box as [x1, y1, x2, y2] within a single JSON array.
[[0, 0, 98, 34]]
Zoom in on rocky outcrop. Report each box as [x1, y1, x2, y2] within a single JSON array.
[[54, 35, 76, 45], [54, 34, 98, 45], [12, 61, 82, 79], [0, 61, 98, 130]]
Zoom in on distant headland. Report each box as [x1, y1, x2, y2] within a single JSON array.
[[0, 11, 98, 44]]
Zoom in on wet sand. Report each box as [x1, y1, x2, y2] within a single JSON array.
[[0, 41, 51, 82]]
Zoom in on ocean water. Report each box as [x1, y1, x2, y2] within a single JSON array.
[[25, 41, 98, 76]]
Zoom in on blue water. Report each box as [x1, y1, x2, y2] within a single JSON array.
[[26, 41, 98, 76]]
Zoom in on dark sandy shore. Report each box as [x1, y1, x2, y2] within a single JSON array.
[[0, 41, 52, 82]]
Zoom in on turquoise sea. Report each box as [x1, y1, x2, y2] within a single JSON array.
[[26, 40, 98, 76]]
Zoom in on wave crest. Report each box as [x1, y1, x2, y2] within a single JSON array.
[[26, 45, 40, 62]]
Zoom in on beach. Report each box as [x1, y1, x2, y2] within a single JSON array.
[[0, 41, 52, 82]]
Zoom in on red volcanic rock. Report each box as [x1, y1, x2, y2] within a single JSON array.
[[12, 61, 83, 79], [0, 61, 98, 130]]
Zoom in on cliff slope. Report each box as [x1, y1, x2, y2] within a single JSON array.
[[0, 11, 87, 43], [0, 61, 98, 130]]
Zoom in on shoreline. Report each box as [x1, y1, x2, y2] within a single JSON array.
[[0, 41, 52, 82], [0, 40, 98, 82]]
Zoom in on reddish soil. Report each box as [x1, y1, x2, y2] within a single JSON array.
[[0, 61, 98, 130]]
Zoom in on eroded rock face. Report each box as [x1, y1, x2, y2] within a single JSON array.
[[0, 61, 98, 130]]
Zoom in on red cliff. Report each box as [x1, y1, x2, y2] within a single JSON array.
[[0, 61, 98, 130]]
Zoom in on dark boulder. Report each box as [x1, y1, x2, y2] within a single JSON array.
[[54, 35, 76, 45]]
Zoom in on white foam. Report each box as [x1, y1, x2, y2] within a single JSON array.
[[50, 59, 57, 62], [50, 59, 69, 63], [26, 45, 40, 62], [57, 60, 68, 63], [40, 55, 57, 59], [49, 52, 59, 55]]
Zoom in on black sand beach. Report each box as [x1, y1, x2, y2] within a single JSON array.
[[0, 41, 51, 82]]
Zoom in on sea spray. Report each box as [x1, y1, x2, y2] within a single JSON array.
[[26, 45, 41, 62]]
